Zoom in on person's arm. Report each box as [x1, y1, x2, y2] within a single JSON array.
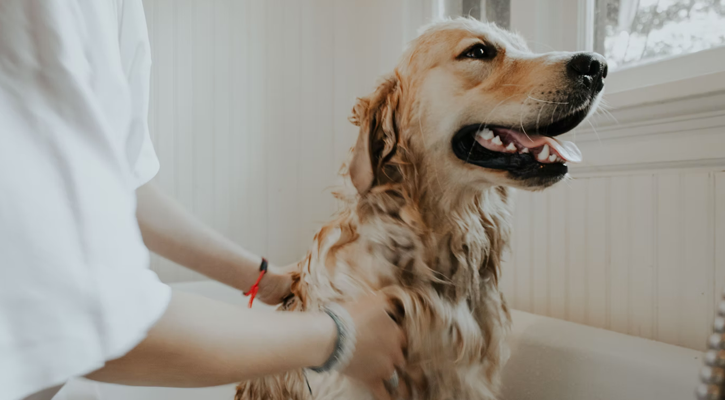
[[86, 291, 405, 400], [135, 183, 292, 304]]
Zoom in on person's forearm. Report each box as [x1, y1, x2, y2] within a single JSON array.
[[86, 291, 336, 387], [136, 183, 261, 291]]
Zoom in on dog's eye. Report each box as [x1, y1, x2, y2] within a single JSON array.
[[462, 44, 496, 60]]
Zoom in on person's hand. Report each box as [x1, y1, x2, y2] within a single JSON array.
[[256, 262, 296, 305], [341, 293, 407, 400]]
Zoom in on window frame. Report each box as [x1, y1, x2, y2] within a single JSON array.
[[420, 0, 725, 108], [562, 0, 725, 103]]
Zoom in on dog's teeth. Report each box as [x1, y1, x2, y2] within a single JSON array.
[[477, 129, 494, 140], [506, 142, 516, 152], [538, 144, 550, 161], [521, 148, 529, 154], [492, 136, 502, 145], [549, 154, 556, 162]]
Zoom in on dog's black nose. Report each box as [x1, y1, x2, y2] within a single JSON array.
[[567, 52, 607, 91]]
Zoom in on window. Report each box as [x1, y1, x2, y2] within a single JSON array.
[[438, 0, 511, 29], [593, 0, 725, 69]]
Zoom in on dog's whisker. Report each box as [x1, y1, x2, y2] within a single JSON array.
[[562, 175, 575, 188], [587, 118, 603, 147], [600, 107, 619, 124], [535, 102, 544, 134], [550, 104, 559, 128], [527, 95, 569, 105], [517, 90, 535, 141]]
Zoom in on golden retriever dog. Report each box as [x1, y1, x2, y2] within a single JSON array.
[[237, 17, 606, 400]]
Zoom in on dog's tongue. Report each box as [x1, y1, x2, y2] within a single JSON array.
[[492, 128, 582, 163]]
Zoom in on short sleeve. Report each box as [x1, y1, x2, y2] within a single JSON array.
[[117, 0, 160, 188]]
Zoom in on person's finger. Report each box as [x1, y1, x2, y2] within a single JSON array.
[[368, 381, 392, 400]]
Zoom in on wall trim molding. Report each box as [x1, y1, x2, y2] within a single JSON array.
[[570, 157, 725, 177], [571, 109, 725, 143]]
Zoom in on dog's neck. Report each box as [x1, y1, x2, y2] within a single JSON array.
[[354, 174, 512, 299]]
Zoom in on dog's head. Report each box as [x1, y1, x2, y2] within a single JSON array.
[[349, 18, 607, 195]]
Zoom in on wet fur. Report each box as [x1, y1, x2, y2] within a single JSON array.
[[236, 17, 590, 400], [236, 135, 513, 400]]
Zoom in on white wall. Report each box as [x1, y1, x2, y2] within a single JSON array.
[[141, 0, 406, 282]]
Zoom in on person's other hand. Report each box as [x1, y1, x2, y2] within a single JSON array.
[[341, 293, 407, 400], [256, 262, 296, 305]]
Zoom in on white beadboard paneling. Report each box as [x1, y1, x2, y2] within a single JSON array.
[[298, 0, 336, 245], [717, 173, 725, 305], [680, 173, 714, 349], [246, 0, 269, 259], [143, 1, 406, 281], [512, 191, 533, 312], [608, 176, 630, 334], [566, 179, 588, 325], [212, 0, 232, 238], [655, 174, 682, 346], [266, 0, 296, 264], [586, 178, 609, 329], [531, 187, 549, 315], [229, 0, 250, 248], [505, 167, 724, 350], [548, 185, 568, 321], [629, 175, 655, 340]]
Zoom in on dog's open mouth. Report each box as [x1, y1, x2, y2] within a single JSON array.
[[452, 116, 584, 178]]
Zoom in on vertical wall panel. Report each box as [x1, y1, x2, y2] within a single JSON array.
[[298, 0, 336, 248], [266, 0, 297, 264], [513, 191, 533, 312], [586, 177, 609, 329], [246, 0, 269, 259], [629, 175, 655, 340], [229, 0, 250, 249], [656, 174, 682, 346], [531, 188, 549, 315], [680, 173, 714, 349], [548, 185, 568, 321], [212, 0, 232, 238], [566, 178, 588, 325], [609, 176, 630, 334], [716, 173, 725, 309], [189, 0, 215, 283]]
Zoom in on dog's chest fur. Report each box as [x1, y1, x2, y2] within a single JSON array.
[[238, 186, 513, 400]]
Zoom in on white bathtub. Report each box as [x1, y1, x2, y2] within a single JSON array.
[[57, 281, 703, 400]]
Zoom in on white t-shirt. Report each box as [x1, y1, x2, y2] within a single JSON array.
[[0, 1, 170, 399]]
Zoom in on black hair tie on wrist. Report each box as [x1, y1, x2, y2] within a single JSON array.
[[243, 258, 268, 308]]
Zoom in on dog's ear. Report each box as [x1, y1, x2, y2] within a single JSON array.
[[348, 74, 401, 195]]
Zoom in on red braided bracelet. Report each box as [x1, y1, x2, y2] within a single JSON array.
[[243, 258, 268, 308]]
